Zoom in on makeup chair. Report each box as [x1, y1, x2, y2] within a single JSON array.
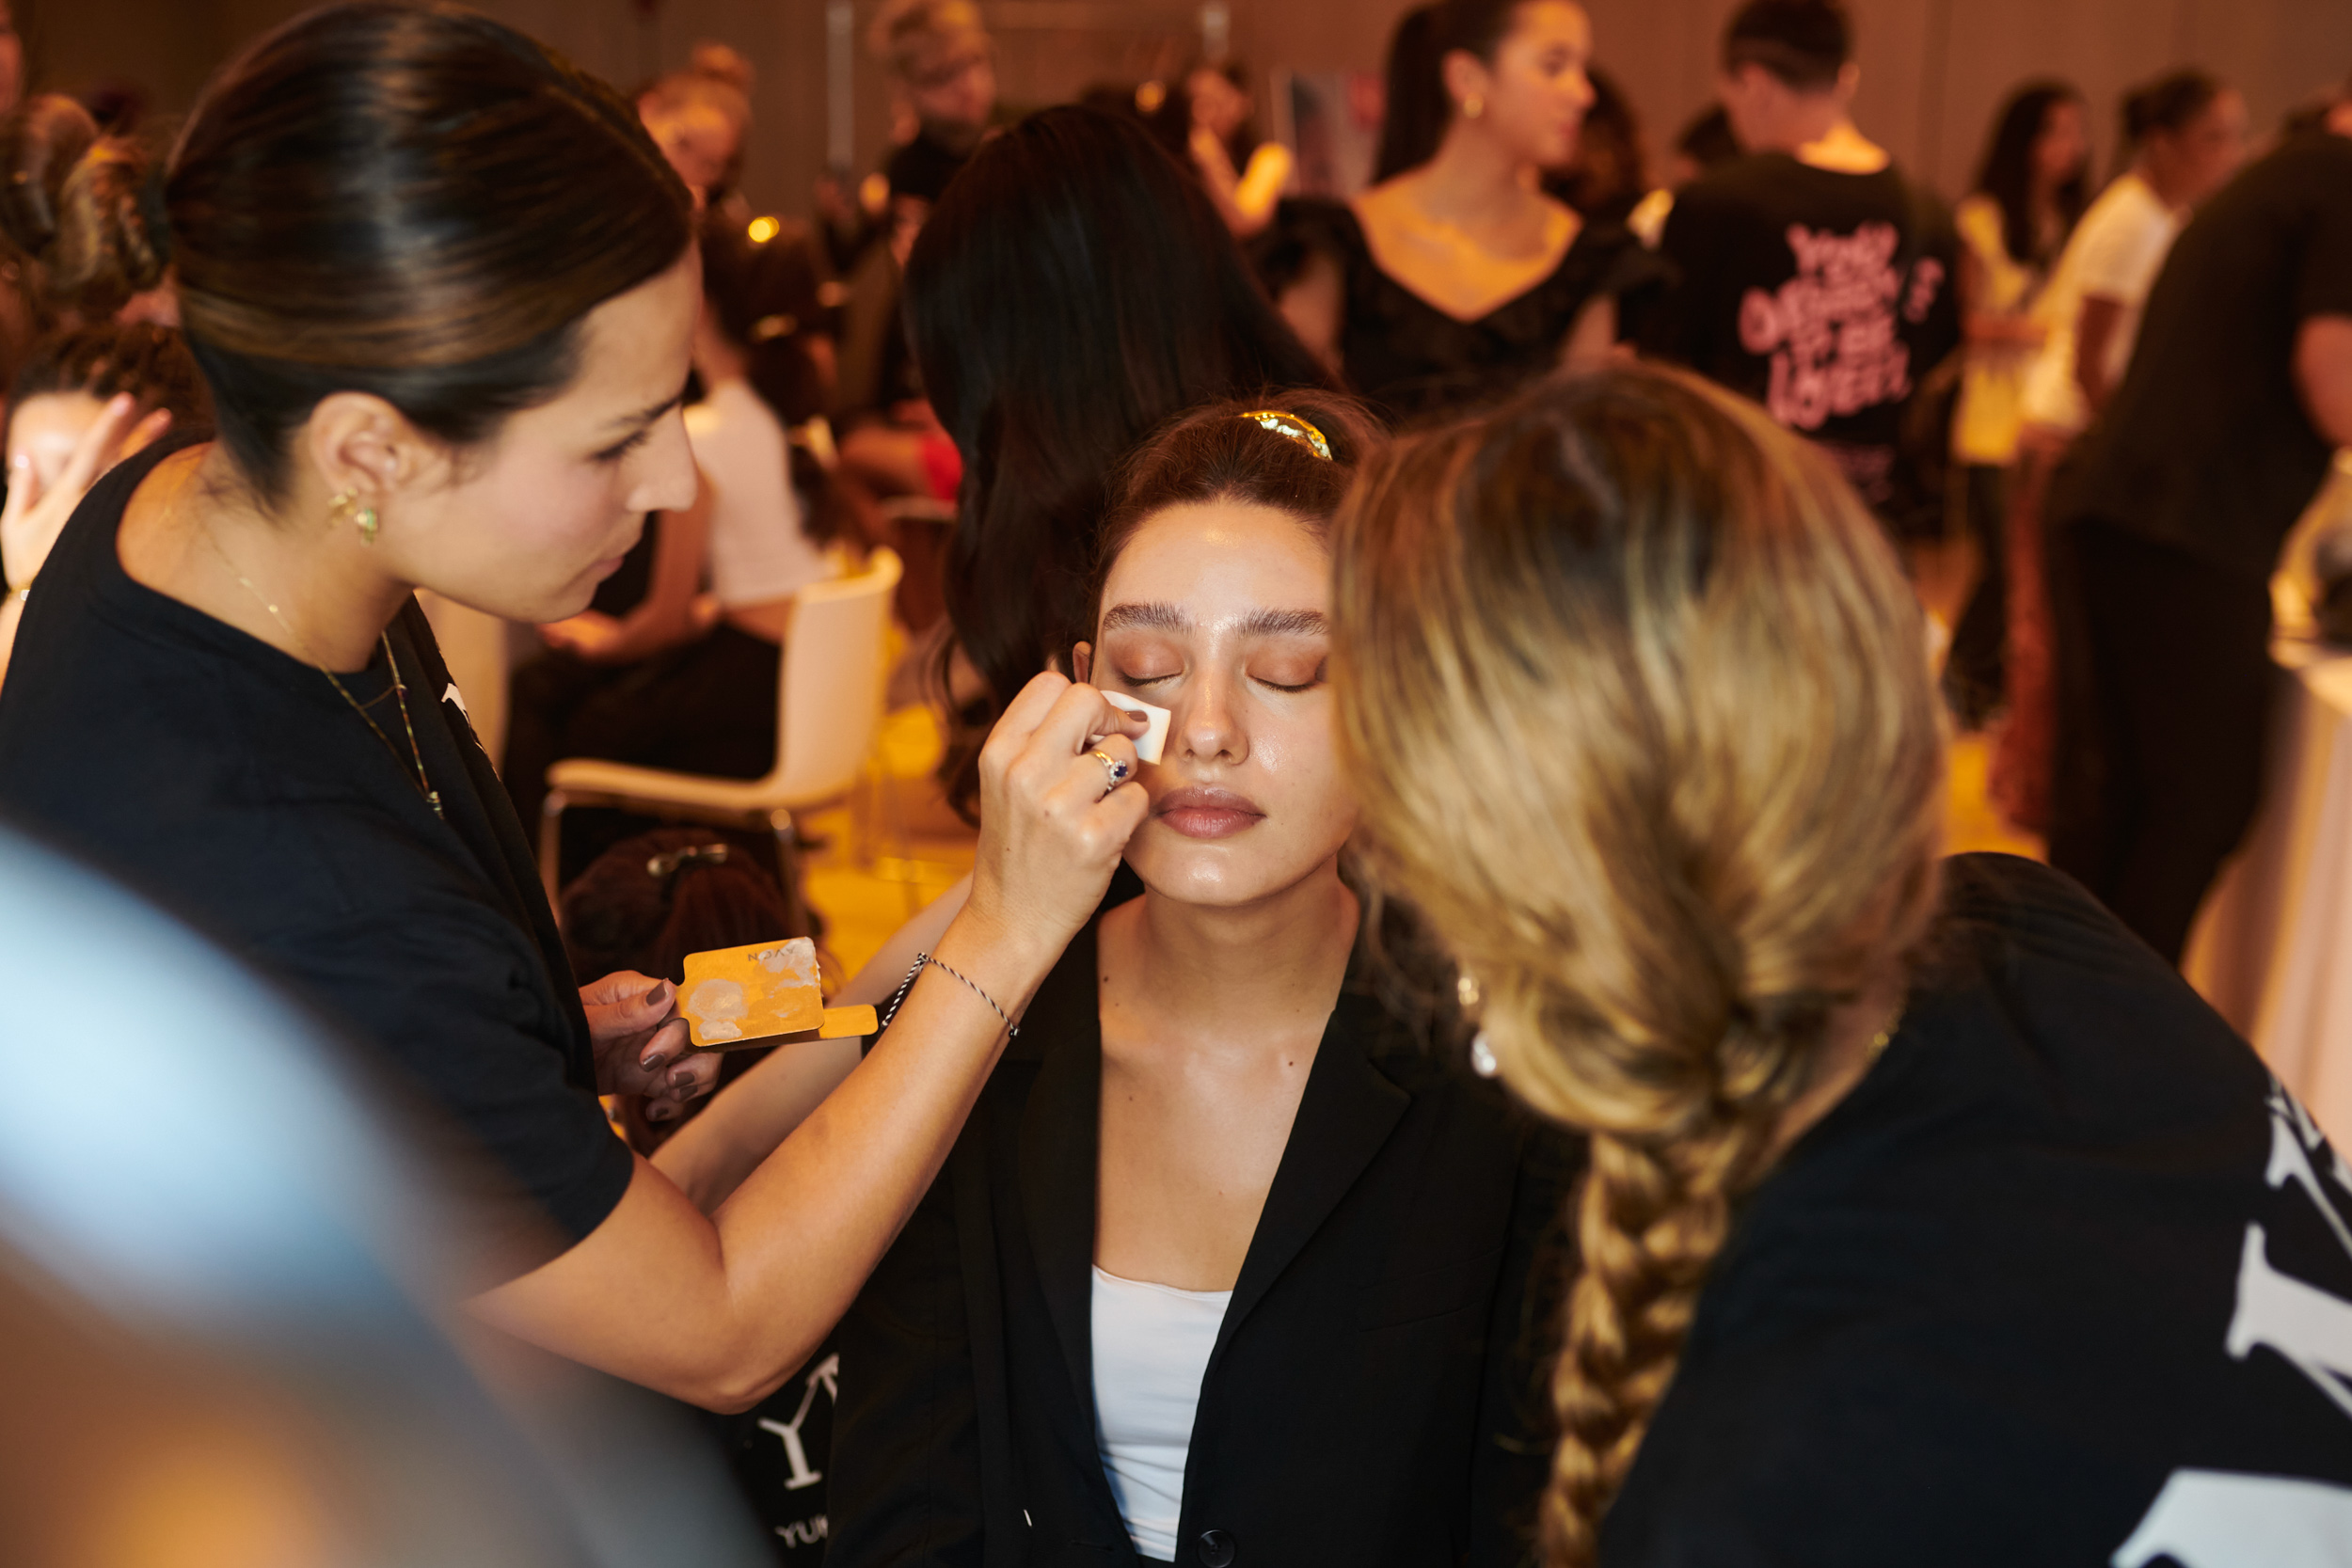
[[537, 548, 902, 914]]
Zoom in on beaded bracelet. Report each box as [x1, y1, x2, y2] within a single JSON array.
[[877, 950, 1020, 1039]]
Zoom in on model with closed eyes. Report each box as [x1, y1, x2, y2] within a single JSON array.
[[823, 394, 1580, 1568]]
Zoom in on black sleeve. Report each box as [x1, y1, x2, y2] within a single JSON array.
[[1586, 224, 1673, 348], [2294, 157, 2352, 325], [1907, 189, 1965, 375], [1248, 195, 1357, 300], [262, 898, 635, 1268], [825, 1156, 988, 1567], [1644, 188, 1720, 368], [1469, 1118, 1586, 1568]]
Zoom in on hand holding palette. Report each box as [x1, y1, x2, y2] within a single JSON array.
[[1100, 690, 1170, 764], [678, 937, 878, 1051]]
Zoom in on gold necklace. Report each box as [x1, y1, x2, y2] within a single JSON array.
[[204, 531, 443, 820]]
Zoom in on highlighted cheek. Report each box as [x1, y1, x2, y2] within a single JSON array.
[[1102, 690, 1172, 764]]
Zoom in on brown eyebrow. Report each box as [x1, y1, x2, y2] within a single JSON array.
[[1100, 601, 1189, 634], [1098, 603, 1328, 638], [1237, 608, 1329, 639], [606, 381, 690, 435]]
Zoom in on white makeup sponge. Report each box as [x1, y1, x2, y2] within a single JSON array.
[[1100, 690, 1171, 764]]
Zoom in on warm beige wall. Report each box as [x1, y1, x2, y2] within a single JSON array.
[[15, 0, 2351, 217]]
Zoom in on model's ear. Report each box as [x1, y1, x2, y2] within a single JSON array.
[[1070, 641, 1094, 685]]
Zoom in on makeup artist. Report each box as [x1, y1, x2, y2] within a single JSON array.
[[0, 0, 1148, 1413]]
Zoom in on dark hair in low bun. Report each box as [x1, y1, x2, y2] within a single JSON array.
[[132, 0, 691, 503]]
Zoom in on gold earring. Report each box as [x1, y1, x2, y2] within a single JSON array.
[[1464, 92, 1485, 119], [330, 489, 380, 546]]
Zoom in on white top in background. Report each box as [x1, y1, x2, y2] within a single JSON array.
[[1090, 1265, 1232, 1562], [685, 379, 831, 609], [2019, 171, 2182, 436]]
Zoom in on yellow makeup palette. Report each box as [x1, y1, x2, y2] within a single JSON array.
[[678, 937, 877, 1051]]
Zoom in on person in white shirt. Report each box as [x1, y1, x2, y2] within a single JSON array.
[[1990, 70, 2244, 832]]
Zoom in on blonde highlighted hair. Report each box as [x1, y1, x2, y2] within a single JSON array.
[[1330, 364, 1946, 1563]]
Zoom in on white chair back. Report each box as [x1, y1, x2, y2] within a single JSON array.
[[762, 547, 902, 805]]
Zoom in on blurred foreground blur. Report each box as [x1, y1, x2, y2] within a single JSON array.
[[0, 827, 770, 1568]]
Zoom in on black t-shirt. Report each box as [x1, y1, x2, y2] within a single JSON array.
[[2057, 133, 2352, 581], [0, 438, 633, 1266], [1648, 153, 1959, 520], [1602, 854, 2352, 1566]]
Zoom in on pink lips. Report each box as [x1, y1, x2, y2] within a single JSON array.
[[1154, 784, 1265, 840]]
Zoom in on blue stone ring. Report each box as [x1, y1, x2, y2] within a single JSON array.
[[1091, 748, 1132, 798]]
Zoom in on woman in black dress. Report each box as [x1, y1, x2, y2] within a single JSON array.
[[0, 1, 1151, 1415], [1263, 0, 1660, 420]]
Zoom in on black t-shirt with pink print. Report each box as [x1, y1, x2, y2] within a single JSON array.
[[1602, 855, 2352, 1568], [1648, 153, 1959, 531]]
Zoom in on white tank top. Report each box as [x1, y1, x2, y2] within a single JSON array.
[[683, 379, 830, 609], [1090, 1265, 1232, 1561]]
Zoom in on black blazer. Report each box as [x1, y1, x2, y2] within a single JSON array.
[[828, 913, 1581, 1568]]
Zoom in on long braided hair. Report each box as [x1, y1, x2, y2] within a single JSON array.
[[1330, 364, 1945, 1562]]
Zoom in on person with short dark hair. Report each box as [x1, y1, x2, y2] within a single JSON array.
[[1645, 0, 1960, 533], [2044, 84, 2352, 963]]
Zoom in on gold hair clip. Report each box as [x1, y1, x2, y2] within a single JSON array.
[[1236, 409, 1333, 461]]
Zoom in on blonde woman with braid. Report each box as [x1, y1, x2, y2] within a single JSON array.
[[1330, 363, 2352, 1566]]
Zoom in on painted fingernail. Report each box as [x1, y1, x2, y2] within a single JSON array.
[[643, 980, 672, 1010], [640, 1051, 667, 1072], [668, 1066, 694, 1088]]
